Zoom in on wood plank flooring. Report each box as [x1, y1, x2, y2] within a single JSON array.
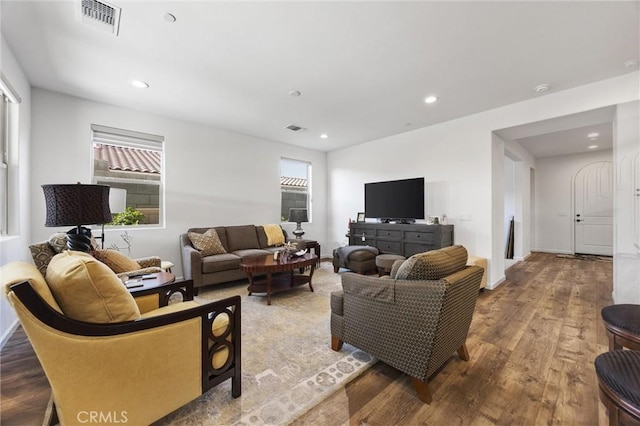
[[0, 253, 614, 425], [293, 252, 613, 426]]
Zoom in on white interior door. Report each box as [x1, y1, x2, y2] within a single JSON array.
[[574, 161, 613, 256]]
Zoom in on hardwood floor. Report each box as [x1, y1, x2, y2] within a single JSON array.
[[293, 252, 613, 426], [0, 253, 614, 425]]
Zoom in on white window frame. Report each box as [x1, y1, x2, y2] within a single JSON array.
[[0, 73, 21, 236], [90, 124, 165, 228], [280, 157, 312, 223]]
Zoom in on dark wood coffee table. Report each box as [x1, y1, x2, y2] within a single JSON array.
[[123, 272, 194, 307], [240, 253, 318, 305]]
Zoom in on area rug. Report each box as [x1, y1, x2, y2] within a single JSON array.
[[154, 263, 375, 426], [556, 253, 613, 262]]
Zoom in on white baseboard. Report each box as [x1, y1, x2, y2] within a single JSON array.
[[532, 248, 572, 254], [485, 275, 506, 290], [0, 318, 20, 350]]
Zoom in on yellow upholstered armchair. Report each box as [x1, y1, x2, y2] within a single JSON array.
[[2, 257, 241, 425]]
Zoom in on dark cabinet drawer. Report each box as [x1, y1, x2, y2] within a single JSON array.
[[405, 231, 435, 243], [405, 243, 437, 257], [376, 229, 402, 240], [376, 241, 402, 254]]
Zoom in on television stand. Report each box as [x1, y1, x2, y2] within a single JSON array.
[[348, 222, 453, 257]]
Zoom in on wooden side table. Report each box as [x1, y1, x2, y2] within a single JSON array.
[[289, 239, 321, 266], [124, 272, 193, 307]]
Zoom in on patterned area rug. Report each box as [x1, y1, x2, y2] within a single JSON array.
[[154, 263, 375, 426], [556, 253, 613, 262]]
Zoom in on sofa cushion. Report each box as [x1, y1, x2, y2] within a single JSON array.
[[93, 249, 141, 274], [188, 228, 227, 256], [29, 241, 57, 276], [202, 253, 242, 274], [232, 249, 272, 259], [46, 251, 140, 323], [226, 225, 260, 252], [395, 245, 468, 281]]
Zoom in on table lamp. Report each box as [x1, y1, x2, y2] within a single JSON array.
[[288, 208, 308, 239], [42, 183, 112, 252]]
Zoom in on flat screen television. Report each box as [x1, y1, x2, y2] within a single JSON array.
[[364, 177, 425, 222]]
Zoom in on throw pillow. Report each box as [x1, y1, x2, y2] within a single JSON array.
[[48, 233, 68, 253], [46, 251, 140, 323], [188, 229, 227, 256], [395, 245, 468, 281], [263, 224, 285, 246], [93, 249, 141, 274]]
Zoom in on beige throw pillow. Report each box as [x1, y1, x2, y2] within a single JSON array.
[[46, 251, 140, 323], [189, 229, 227, 256], [93, 249, 141, 274]]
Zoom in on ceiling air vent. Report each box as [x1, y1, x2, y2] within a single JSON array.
[[286, 124, 306, 132], [78, 0, 121, 36]]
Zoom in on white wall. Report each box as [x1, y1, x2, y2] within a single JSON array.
[[613, 100, 640, 303], [0, 37, 32, 347], [328, 72, 638, 288], [534, 149, 613, 253], [29, 89, 328, 279], [504, 155, 515, 259]]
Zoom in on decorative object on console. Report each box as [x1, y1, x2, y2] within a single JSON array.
[[42, 183, 112, 253], [427, 216, 440, 225], [357, 212, 365, 222], [288, 208, 308, 239]]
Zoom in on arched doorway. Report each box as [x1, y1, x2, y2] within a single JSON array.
[[574, 161, 613, 255]]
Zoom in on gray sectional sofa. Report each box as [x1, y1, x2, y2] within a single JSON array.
[[180, 225, 288, 293]]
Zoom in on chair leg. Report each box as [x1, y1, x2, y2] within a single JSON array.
[[333, 265, 339, 273], [411, 377, 433, 404], [232, 371, 241, 398], [331, 336, 343, 351], [457, 343, 470, 361]]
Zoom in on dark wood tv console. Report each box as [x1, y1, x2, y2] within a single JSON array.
[[348, 223, 453, 257]]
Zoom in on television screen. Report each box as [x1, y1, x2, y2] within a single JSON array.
[[365, 177, 425, 221]]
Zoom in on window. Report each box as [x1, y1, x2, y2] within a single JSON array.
[[280, 158, 311, 222], [0, 74, 21, 236], [91, 124, 164, 226]]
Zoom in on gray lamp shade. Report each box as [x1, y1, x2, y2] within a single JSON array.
[[42, 184, 112, 227], [288, 208, 308, 223]]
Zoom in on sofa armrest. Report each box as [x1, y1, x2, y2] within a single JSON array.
[[135, 256, 161, 268], [180, 233, 201, 282]]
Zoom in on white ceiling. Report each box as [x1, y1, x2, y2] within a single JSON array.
[[1, 1, 638, 154], [496, 106, 616, 159]]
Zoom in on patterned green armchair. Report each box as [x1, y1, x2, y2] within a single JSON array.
[[330, 245, 484, 404], [29, 233, 162, 279]]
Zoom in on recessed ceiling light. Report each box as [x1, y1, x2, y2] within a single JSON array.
[[424, 95, 438, 104], [130, 80, 149, 89], [288, 90, 301, 97], [163, 13, 176, 23], [320, 133, 329, 139], [624, 59, 639, 69], [534, 83, 551, 93], [588, 145, 599, 150], [587, 132, 599, 139]]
